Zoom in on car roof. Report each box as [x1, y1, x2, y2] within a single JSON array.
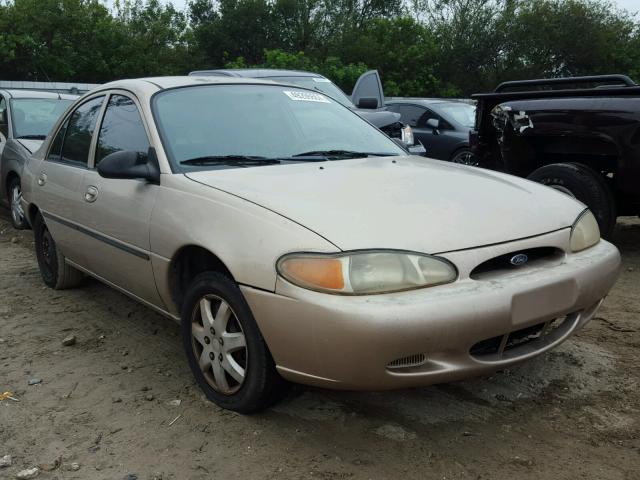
[[0, 89, 78, 100], [89, 76, 313, 99], [189, 69, 327, 79]]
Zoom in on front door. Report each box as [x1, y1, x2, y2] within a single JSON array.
[[76, 93, 163, 307]]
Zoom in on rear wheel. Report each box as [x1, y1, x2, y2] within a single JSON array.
[[527, 162, 616, 238], [33, 213, 84, 289], [181, 272, 285, 413], [8, 176, 28, 230]]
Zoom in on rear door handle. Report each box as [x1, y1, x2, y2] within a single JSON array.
[[37, 173, 47, 186], [84, 186, 98, 203]]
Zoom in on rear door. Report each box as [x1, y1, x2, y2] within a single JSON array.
[[36, 94, 106, 267], [75, 92, 163, 307], [351, 70, 384, 109]]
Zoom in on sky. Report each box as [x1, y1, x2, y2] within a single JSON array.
[[104, 0, 640, 14], [614, 0, 640, 12]]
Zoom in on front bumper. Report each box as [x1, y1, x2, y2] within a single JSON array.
[[242, 229, 620, 390]]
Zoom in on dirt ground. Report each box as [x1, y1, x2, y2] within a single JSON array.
[[0, 210, 638, 480]]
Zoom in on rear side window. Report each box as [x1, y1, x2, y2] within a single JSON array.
[[95, 95, 149, 166], [58, 96, 105, 166]]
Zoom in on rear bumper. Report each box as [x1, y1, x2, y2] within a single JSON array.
[[242, 232, 620, 390]]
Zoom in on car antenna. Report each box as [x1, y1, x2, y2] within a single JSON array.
[[36, 64, 60, 99]]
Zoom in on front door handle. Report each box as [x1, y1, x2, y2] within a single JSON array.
[[37, 173, 47, 186], [84, 186, 98, 203]]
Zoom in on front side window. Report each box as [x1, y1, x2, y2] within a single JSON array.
[[59, 96, 105, 166], [95, 95, 150, 165], [9, 98, 73, 139], [417, 108, 445, 129], [153, 85, 404, 172], [389, 105, 426, 128], [0, 96, 7, 137]]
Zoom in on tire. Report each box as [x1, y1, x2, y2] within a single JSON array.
[[8, 176, 28, 230], [33, 213, 84, 289], [181, 272, 286, 413], [450, 148, 477, 166], [527, 162, 616, 238]]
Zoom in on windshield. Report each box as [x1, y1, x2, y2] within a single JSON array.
[[266, 76, 354, 107], [153, 84, 404, 171], [10, 98, 73, 139], [438, 103, 476, 129]]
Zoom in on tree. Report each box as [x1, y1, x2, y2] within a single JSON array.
[[503, 0, 639, 79]]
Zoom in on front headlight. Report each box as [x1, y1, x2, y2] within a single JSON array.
[[401, 125, 414, 145], [277, 250, 457, 295], [570, 209, 600, 252]]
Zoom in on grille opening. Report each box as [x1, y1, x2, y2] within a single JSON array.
[[470, 247, 563, 279], [470, 316, 567, 359], [387, 353, 427, 370]]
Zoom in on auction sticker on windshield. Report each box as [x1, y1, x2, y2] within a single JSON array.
[[284, 91, 331, 103]]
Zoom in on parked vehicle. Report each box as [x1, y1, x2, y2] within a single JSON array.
[[471, 74, 640, 237], [21, 76, 620, 413], [189, 68, 425, 154], [0, 89, 75, 228], [386, 98, 476, 163]]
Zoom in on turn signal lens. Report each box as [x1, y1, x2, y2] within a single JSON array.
[[277, 251, 457, 295], [278, 257, 344, 291], [570, 210, 600, 252]]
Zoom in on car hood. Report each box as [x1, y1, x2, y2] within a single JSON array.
[[185, 156, 584, 253], [16, 139, 43, 154], [354, 109, 401, 129]]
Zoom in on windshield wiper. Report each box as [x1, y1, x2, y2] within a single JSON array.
[[292, 150, 399, 159], [17, 135, 46, 140], [180, 155, 282, 166]]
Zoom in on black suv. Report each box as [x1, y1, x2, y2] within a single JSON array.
[[471, 74, 640, 237]]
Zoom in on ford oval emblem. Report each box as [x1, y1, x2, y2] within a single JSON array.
[[510, 253, 529, 266]]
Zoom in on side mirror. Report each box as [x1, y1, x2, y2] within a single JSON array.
[[97, 148, 160, 184], [357, 97, 379, 109], [426, 118, 440, 134]]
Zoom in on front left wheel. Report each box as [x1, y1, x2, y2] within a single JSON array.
[[181, 272, 286, 413]]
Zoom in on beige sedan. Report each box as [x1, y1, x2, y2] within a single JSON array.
[[21, 76, 620, 412]]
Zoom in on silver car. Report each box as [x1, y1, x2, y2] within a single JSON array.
[[0, 89, 75, 228], [21, 76, 620, 412]]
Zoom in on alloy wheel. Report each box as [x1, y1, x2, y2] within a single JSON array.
[[10, 184, 25, 226], [451, 150, 478, 166], [190, 295, 248, 395]]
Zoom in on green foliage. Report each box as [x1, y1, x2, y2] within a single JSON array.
[[0, 0, 638, 97]]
